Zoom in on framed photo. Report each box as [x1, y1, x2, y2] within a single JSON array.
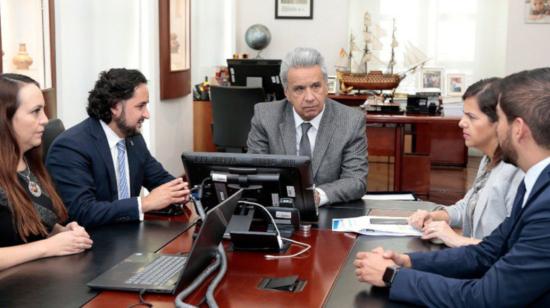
[[275, 0, 313, 19], [169, 0, 190, 72], [327, 76, 337, 94], [447, 73, 466, 97], [420, 67, 444, 91], [159, 0, 191, 99], [524, 0, 550, 23]]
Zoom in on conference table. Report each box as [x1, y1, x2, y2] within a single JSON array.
[[0, 200, 440, 307]]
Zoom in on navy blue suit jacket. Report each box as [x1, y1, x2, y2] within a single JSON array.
[[389, 163, 550, 307], [46, 118, 174, 228]]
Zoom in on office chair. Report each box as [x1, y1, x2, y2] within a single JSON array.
[[209, 86, 266, 152], [42, 118, 65, 161]]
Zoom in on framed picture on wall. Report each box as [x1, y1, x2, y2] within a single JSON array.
[[275, 0, 313, 19], [420, 67, 444, 91], [169, 0, 190, 72], [159, 0, 191, 99], [524, 0, 550, 23], [447, 73, 466, 96]]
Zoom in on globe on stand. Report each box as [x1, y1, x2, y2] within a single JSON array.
[[245, 24, 271, 58]]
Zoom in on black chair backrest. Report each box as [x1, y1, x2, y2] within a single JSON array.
[[209, 86, 266, 152], [42, 118, 65, 161]]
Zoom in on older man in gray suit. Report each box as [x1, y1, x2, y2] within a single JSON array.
[[246, 47, 368, 206]]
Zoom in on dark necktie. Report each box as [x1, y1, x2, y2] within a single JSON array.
[[299, 122, 312, 158], [510, 180, 526, 219]]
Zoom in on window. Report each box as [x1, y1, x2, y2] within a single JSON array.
[[348, 0, 507, 95]]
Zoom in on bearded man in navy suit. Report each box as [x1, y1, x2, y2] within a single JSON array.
[[46, 69, 190, 228], [354, 67, 550, 307]]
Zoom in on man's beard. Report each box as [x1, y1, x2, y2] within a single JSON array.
[[500, 129, 519, 167], [114, 110, 142, 137]]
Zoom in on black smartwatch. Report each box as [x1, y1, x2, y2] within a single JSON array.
[[382, 265, 400, 287]]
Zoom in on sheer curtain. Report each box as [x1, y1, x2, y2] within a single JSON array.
[[347, 0, 508, 98]]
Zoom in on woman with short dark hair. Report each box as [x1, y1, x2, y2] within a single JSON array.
[[408, 78, 524, 247], [0, 73, 92, 270]]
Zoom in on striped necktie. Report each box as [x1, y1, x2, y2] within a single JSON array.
[[116, 140, 130, 199]]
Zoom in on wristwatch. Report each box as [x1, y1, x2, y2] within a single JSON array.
[[382, 265, 400, 287]]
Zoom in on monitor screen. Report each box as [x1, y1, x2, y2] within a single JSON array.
[[227, 59, 285, 101], [181, 152, 317, 222]]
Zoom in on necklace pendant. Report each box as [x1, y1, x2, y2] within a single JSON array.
[[28, 180, 42, 198]]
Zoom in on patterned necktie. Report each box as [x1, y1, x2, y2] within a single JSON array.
[[299, 122, 312, 158], [116, 140, 130, 199]]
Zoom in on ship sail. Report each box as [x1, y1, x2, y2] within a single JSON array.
[[337, 11, 428, 92], [403, 41, 428, 69]]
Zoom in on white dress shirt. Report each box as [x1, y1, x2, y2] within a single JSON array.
[[522, 156, 550, 208], [100, 120, 144, 220], [292, 106, 329, 206]]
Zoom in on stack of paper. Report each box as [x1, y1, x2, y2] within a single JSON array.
[[332, 216, 422, 237], [362, 194, 416, 201]]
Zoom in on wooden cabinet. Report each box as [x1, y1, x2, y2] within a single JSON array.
[[415, 122, 467, 166], [193, 100, 216, 152]]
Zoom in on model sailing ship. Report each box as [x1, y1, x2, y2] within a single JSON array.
[[337, 11, 427, 93]]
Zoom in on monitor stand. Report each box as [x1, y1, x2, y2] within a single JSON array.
[[223, 206, 254, 239]]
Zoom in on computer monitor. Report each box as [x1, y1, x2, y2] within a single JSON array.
[[227, 59, 285, 101], [181, 152, 317, 222]]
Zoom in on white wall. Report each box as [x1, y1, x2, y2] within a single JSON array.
[[55, 0, 142, 129], [235, 0, 350, 76], [505, 0, 550, 74], [55, 0, 95, 128]]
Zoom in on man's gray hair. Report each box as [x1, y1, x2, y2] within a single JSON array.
[[280, 47, 328, 89]]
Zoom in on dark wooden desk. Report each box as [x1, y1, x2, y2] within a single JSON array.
[[0, 200, 439, 307], [85, 199, 437, 307], [0, 221, 191, 308], [366, 113, 467, 167], [85, 229, 355, 307], [366, 113, 466, 196], [325, 235, 442, 308]]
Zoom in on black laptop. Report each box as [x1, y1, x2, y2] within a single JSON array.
[[87, 189, 242, 294]]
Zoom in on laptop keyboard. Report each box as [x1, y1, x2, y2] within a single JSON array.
[[125, 255, 188, 286]]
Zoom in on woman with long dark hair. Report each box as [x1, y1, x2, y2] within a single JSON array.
[[0, 74, 92, 270], [408, 78, 524, 247]]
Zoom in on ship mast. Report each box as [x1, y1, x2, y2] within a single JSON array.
[[348, 34, 355, 72], [361, 11, 372, 74], [388, 18, 397, 75]]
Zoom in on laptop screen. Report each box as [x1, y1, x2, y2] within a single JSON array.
[[174, 189, 242, 288]]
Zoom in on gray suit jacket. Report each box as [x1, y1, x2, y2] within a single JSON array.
[[446, 156, 524, 239], [246, 98, 368, 204]]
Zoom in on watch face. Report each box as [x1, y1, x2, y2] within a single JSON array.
[[382, 266, 397, 286]]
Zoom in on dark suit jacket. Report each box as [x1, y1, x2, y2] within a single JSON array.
[[246, 98, 368, 204], [46, 117, 174, 228], [389, 163, 550, 307]]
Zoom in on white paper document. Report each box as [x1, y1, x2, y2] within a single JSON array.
[[362, 194, 416, 201], [332, 216, 422, 237]]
